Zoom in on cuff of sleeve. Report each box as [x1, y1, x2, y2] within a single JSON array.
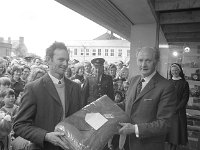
[[135, 124, 139, 137]]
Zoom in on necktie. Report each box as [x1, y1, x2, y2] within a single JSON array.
[[136, 78, 145, 97], [58, 80, 61, 84]]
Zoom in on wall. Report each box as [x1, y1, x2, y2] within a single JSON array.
[[0, 42, 12, 57], [129, 23, 157, 78]]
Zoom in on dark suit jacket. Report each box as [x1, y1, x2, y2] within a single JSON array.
[[122, 72, 177, 150], [13, 74, 83, 150]]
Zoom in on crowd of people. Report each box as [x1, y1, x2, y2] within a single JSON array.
[[0, 42, 130, 150], [0, 42, 189, 150]]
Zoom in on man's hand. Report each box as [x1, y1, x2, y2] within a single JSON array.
[[118, 123, 135, 135], [45, 132, 69, 150]]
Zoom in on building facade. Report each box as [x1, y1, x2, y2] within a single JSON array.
[[0, 38, 12, 57], [66, 33, 130, 63]]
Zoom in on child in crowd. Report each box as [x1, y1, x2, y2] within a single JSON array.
[[0, 88, 18, 120], [0, 111, 12, 150], [123, 81, 129, 92], [114, 90, 124, 103], [0, 77, 11, 90], [113, 82, 118, 92], [114, 78, 126, 91], [0, 77, 12, 109]]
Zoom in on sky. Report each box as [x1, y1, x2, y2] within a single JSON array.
[[0, 0, 107, 58]]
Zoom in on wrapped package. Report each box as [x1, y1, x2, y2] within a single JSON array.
[[55, 95, 129, 150]]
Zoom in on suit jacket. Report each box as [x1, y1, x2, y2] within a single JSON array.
[[83, 73, 114, 105], [123, 72, 176, 150], [13, 74, 83, 150]]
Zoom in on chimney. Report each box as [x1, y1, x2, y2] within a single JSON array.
[[19, 37, 24, 45]]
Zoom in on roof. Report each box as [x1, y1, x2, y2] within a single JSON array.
[[94, 32, 120, 40], [65, 40, 130, 47]]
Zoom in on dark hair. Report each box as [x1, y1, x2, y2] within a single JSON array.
[[46, 42, 68, 59], [169, 63, 185, 80], [0, 88, 15, 98], [115, 90, 123, 96], [109, 63, 117, 70], [65, 67, 72, 78], [114, 90, 124, 102], [11, 65, 22, 76]]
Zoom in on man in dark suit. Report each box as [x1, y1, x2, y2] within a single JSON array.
[[13, 42, 83, 150], [118, 47, 177, 150], [83, 58, 114, 105]]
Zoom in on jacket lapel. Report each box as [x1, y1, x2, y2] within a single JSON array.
[[132, 73, 158, 105], [126, 76, 141, 115], [43, 74, 61, 106]]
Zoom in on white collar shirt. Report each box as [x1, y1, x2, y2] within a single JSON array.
[[48, 73, 64, 84], [141, 70, 156, 90]]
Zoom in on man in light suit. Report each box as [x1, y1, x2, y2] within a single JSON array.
[[118, 47, 177, 150], [13, 42, 83, 150]]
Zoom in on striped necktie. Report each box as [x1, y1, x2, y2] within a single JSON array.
[[136, 78, 145, 97]]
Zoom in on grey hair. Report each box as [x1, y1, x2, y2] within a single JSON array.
[[136, 47, 160, 62]]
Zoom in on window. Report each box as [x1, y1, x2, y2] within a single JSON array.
[[127, 49, 130, 57], [86, 49, 89, 56], [98, 49, 101, 56], [74, 48, 77, 55], [92, 49, 96, 56], [81, 49, 84, 56], [105, 49, 108, 56], [118, 49, 122, 57], [110, 49, 114, 56]]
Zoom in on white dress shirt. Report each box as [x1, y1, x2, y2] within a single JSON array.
[[48, 73, 64, 84]]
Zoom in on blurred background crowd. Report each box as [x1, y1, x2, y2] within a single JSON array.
[[0, 55, 130, 149]]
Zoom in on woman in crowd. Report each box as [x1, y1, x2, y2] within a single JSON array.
[[109, 64, 117, 80], [10, 65, 25, 99], [20, 66, 30, 84], [70, 63, 85, 85], [166, 63, 189, 150]]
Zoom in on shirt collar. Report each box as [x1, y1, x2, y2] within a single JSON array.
[[143, 70, 156, 83], [48, 73, 64, 84], [172, 76, 182, 80]]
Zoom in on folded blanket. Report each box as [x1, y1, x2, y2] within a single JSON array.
[[55, 95, 129, 150]]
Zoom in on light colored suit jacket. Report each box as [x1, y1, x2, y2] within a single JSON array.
[[124, 72, 177, 150]]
